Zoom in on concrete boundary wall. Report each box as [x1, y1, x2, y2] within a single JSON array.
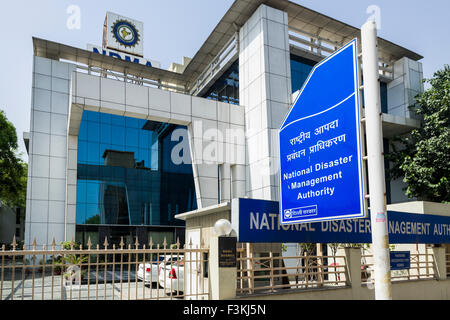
[[178, 204, 450, 300], [236, 279, 450, 300], [234, 247, 449, 300]]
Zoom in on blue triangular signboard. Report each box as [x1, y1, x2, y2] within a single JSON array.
[[279, 39, 365, 224]]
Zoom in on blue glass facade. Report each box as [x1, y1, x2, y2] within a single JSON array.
[[76, 111, 197, 229], [380, 81, 388, 114], [290, 54, 316, 94], [290, 54, 388, 113], [201, 55, 388, 111], [203, 60, 239, 105]]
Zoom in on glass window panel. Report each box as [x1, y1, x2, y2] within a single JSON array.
[[99, 143, 110, 162], [76, 203, 86, 225], [126, 146, 139, 161], [111, 114, 125, 127], [290, 54, 317, 93], [138, 149, 150, 167], [150, 132, 158, 149], [87, 121, 100, 143], [360, 81, 388, 112], [151, 151, 159, 171], [78, 121, 88, 141], [126, 128, 139, 148], [380, 82, 388, 113], [111, 126, 125, 146], [87, 111, 100, 123], [126, 117, 140, 129], [87, 162, 100, 179], [77, 140, 88, 163], [87, 142, 100, 164], [86, 181, 100, 204], [112, 166, 125, 180], [77, 181, 87, 204], [148, 231, 174, 246], [100, 112, 111, 125], [202, 60, 239, 105], [139, 130, 150, 149], [100, 124, 112, 144], [110, 144, 125, 154], [85, 204, 101, 224]]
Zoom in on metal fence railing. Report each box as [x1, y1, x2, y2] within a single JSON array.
[[288, 26, 394, 80], [1, 237, 209, 301], [188, 33, 239, 96], [236, 246, 348, 296], [361, 253, 436, 284]]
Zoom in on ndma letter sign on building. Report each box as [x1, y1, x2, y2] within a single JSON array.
[[279, 40, 365, 224]]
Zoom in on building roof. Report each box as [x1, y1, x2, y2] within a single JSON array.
[[184, 0, 423, 85], [33, 37, 189, 88], [33, 0, 423, 90]]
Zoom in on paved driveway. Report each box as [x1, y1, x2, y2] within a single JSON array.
[[1, 270, 180, 300]]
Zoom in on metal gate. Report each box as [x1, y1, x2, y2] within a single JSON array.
[[0, 236, 209, 300]]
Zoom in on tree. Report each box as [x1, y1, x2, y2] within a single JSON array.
[[85, 214, 100, 224], [387, 65, 450, 203], [0, 109, 27, 207]]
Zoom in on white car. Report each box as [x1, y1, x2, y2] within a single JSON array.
[[137, 255, 183, 284], [158, 256, 184, 294]]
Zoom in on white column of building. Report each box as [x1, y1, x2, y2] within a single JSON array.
[[387, 57, 424, 203], [66, 98, 84, 242], [25, 56, 76, 248], [239, 4, 292, 200]]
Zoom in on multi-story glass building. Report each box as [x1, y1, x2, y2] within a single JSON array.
[[75, 111, 196, 246], [24, 0, 424, 248]]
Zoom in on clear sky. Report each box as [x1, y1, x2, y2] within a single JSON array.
[[1, 0, 449, 161]]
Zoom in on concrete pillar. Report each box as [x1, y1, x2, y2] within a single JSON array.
[[387, 57, 424, 120], [209, 235, 237, 300], [239, 4, 292, 200], [26, 56, 77, 249], [344, 248, 362, 299], [387, 57, 424, 204], [187, 121, 220, 208], [316, 243, 324, 287], [220, 163, 231, 203], [231, 164, 246, 198], [432, 247, 447, 280]]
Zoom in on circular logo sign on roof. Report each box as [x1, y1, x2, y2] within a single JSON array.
[[111, 20, 140, 48]]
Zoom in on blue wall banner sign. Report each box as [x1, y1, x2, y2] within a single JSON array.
[[231, 198, 450, 244], [390, 251, 410, 270], [279, 39, 365, 224]]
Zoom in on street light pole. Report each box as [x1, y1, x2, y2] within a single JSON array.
[[361, 20, 392, 300]]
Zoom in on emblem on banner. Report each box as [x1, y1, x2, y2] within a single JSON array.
[[112, 20, 140, 47], [285, 209, 293, 219]]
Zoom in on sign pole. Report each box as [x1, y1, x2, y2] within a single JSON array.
[[361, 20, 392, 300]]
